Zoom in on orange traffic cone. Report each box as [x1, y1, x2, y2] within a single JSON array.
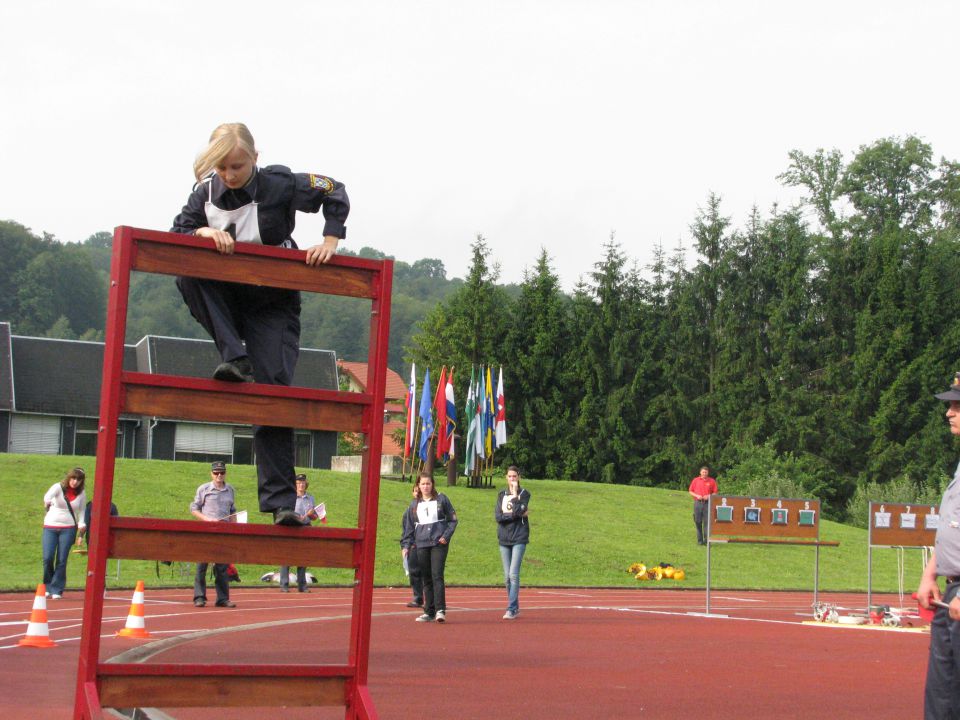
[[18, 583, 57, 648], [116, 580, 152, 639]]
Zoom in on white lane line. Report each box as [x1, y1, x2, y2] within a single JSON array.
[[578, 606, 806, 626], [533, 591, 593, 598]]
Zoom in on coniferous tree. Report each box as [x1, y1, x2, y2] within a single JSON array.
[[501, 249, 572, 478]]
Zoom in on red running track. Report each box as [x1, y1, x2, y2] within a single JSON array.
[[0, 586, 929, 719]]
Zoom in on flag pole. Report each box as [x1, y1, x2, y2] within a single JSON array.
[[432, 365, 446, 464], [445, 365, 457, 485], [409, 415, 424, 481]]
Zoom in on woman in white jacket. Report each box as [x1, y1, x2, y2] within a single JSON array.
[[42, 467, 87, 599]]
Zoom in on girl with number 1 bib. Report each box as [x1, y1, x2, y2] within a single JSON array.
[[402, 473, 457, 623]]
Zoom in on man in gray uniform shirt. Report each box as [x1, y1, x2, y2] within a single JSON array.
[[191, 461, 237, 608], [919, 372, 960, 718]]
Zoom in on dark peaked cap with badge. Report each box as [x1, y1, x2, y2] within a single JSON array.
[[935, 373, 960, 402]]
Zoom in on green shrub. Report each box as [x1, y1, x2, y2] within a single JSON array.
[[722, 440, 810, 498], [844, 474, 946, 529]]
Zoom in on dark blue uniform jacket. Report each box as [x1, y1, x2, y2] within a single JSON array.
[[171, 165, 349, 245]]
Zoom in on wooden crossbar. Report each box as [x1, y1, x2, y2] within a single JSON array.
[[121, 372, 366, 432], [130, 228, 379, 299], [98, 663, 350, 708], [109, 517, 358, 567]]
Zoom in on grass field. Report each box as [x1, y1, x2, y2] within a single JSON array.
[[0, 453, 929, 595]]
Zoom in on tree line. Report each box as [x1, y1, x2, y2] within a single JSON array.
[[4, 135, 959, 521], [0, 224, 464, 373], [409, 136, 960, 521]]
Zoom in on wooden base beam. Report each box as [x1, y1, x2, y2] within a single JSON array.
[[99, 664, 349, 708]]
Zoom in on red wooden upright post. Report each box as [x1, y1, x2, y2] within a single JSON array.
[[74, 226, 134, 720]]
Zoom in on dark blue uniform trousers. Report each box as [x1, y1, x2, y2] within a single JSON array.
[[926, 582, 960, 718], [177, 277, 301, 512]]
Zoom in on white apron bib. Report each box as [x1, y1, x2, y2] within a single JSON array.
[[204, 179, 262, 244]]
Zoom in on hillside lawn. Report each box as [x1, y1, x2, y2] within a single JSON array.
[[0, 454, 928, 595]]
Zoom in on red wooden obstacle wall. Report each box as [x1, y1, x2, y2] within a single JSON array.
[[73, 226, 393, 719]]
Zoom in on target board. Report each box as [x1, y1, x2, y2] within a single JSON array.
[[709, 495, 821, 541], [868, 501, 938, 547]]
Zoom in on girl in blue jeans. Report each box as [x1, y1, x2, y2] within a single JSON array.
[[495, 466, 530, 620], [42, 467, 87, 599]]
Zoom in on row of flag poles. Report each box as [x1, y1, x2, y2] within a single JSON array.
[[402, 364, 507, 478]]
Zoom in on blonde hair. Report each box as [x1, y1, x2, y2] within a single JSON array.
[[193, 123, 257, 182]]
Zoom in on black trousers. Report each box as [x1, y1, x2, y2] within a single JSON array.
[[407, 546, 423, 604], [693, 500, 708, 543], [177, 277, 301, 512], [925, 582, 960, 718], [194, 562, 229, 603], [417, 543, 449, 616]]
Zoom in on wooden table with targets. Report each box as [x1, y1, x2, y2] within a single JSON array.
[[705, 495, 839, 614]]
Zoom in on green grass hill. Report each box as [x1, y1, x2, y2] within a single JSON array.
[[0, 454, 928, 596]]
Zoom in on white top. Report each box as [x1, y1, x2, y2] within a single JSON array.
[[43, 483, 86, 529]]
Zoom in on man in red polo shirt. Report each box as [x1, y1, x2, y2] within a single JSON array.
[[689, 466, 718, 545]]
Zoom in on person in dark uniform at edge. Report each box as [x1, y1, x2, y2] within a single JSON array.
[[918, 372, 960, 718], [171, 122, 349, 526], [688, 465, 718, 545], [401, 484, 424, 609]]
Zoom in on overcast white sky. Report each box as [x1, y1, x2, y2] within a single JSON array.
[[2, 1, 957, 290]]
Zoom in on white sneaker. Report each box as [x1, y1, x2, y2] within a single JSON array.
[[436, 610, 446, 623], [503, 611, 516, 620], [415, 613, 434, 622], [45, 592, 51, 598], [51, 594, 62, 600]]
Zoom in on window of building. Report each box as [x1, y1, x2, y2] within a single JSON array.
[[295, 431, 312, 468], [173, 422, 233, 464], [233, 428, 253, 466], [9, 414, 61, 454]]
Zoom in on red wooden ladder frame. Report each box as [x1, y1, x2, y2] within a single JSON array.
[[73, 227, 392, 719]]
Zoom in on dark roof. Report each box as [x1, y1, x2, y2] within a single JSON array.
[[0, 323, 12, 411], [135, 335, 337, 390], [10, 335, 137, 416], [5, 331, 339, 417], [293, 348, 339, 390], [135, 336, 222, 379]]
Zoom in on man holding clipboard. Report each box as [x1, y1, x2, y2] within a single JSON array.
[[190, 461, 238, 608], [279, 474, 322, 593]]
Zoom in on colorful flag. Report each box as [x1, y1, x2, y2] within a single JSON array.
[[434, 367, 449, 460], [475, 368, 486, 459], [465, 366, 478, 472], [403, 363, 416, 459], [445, 369, 457, 459], [484, 365, 495, 456], [418, 368, 433, 462], [495, 366, 507, 446]]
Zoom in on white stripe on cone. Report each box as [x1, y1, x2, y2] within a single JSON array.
[[18, 583, 56, 647]]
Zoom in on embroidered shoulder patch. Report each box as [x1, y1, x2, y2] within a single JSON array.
[[309, 174, 334, 193]]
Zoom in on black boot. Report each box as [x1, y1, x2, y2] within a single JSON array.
[[273, 509, 302, 526], [213, 357, 255, 383]]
